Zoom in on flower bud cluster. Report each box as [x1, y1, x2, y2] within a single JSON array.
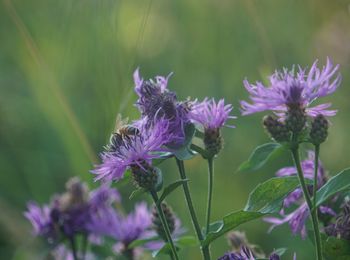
[[310, 114, 328, 145], [263, 115, 290, 142], [152, 202, 176, 241]]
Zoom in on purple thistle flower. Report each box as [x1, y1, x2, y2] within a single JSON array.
[[89, 202, 152, 256], [190, 98, 236, 130], [25, 178, 121, 243], [92, 118, 172, 182], [24, 202, 58, 241], [241, 58, 341, 118], [189, 98, 235, 156], [133, 68, 192, 145], [264, 151, 336, 238]]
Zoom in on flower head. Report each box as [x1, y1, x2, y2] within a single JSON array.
[[133, 68, 192, 145], [92, 118, 171, 182], [190, 98, 235, 130], [189, 98, 235, 156], [89, 202, 152, 256], [24, 202, 58, 242], [241, 58, 341, 118], [25, 178, 121, 243]]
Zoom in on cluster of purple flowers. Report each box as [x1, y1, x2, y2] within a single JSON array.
[[25, 177, 184, 259], [25, 58, 345, 259], [93, 69, 234, 185]]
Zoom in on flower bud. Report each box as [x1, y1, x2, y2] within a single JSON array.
[[204, 128, 223, 157], [131, 162, 159, 191], [310, 114, 328, 145], [152, 202, 176, 241], [59, 177, 89, 212], [226, 231, 249, 251], [263, 115, 290, 142], [285, 106, 306, 134], [269, 253, 281, 260]]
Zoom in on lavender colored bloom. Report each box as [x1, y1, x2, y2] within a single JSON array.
[[264, 151, 335, 238], [24, 202, 58, 242], [190, 98, 235, 130], [92, 118, 172, 182], [241, 58, 341, 117], [133, 68, 192, 145], [25, 178, 121, 243], [89, 202, 152, 255]]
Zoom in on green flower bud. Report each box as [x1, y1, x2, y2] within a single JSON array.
[[310, 115, 328, 145], [263, 115, 290, 142]]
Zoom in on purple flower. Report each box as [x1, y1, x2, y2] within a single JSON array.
[[24, 202, 58, 241], [92, 118, 172, 182], [25, 178, 121, 243], [241, 58, 341, 117], [89, 202, 152, 255], [133, 68, 192, 145], [264, 151, 336, 238], [190, 98, 235, 130]]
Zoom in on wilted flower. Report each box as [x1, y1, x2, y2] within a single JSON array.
[[241, 58, 341, 118], [264, 152, 336, 238], [133, 68, 192, 145], [92, 118, 171, 186]]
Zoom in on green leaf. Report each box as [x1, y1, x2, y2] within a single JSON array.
[[238, 143, 285, 172], [201, 210, 265, 247], [322, 235, 350, 259], [315, 168, 350, 208], [129, 188, 147, 200], [245, 176, 306, 214], [128, 236, 159, 249], [174, 235, 197, 247], [152, 152, 173, 166], [273, 247, 287, 256], [158, 179, 189, 204], [151, 236, 197, 257], [166, 123, 196, 160]]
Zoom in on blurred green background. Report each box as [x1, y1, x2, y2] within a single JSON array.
[[1, 0, 350, 259]]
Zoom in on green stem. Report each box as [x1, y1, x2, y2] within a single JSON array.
[[150, 191, 179, 260], [81, 233, 88, 260], [291, 147, 323, 260], [206, 158, 214, 234], [313, 145, 320, 210], [69, 236, 78, 260], [175, 158, 211, 260]]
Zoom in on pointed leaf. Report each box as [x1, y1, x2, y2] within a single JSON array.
[[128, 236, 159, 249], [158, 179, 189, 204], [315, 168, 350, 208], [245, 176, 308, 213], [238, 143, 285, 172], [201, 210, 265, 247], [129, 188, 147, 200], [322, 236, 350, 259]]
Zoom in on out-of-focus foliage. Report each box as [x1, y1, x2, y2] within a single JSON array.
[[1, 0, 350, 259]]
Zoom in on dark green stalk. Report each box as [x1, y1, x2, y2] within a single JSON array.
[[175, 158, 211, 260], [69, 236, 78, 260], [81, 233, 88, 260], [150, 191, 179, 260], [206, 158, 214, 234], [291, 147, 323, 260], [313, 145, 320, 210]]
